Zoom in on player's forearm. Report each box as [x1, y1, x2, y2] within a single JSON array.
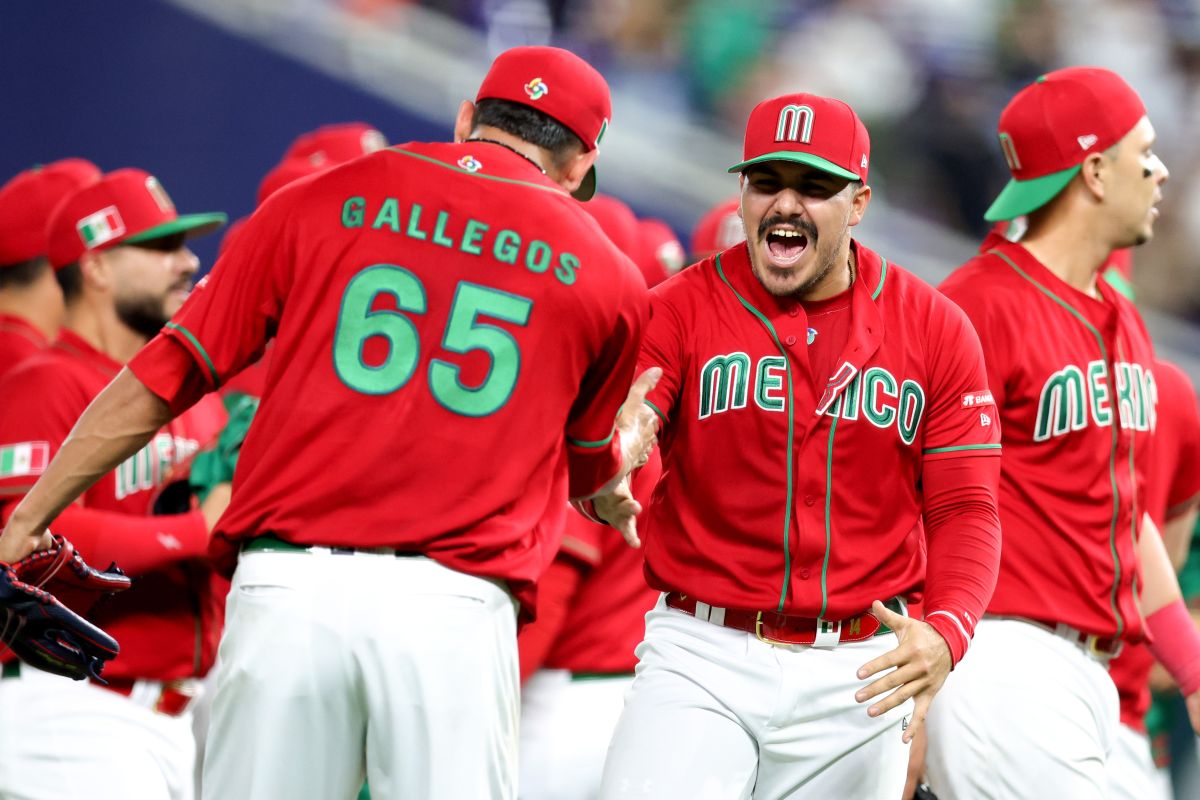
[[920, 453, 1002, 665], [2, 369, 171, 555], [1137, 513, 1183, 617], [1163, 508, 1200, 572]]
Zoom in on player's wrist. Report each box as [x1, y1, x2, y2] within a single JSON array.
[[922, 610, 970, 667], [1146, 598, 1200, 695]]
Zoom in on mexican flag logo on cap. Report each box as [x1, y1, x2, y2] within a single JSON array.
[[76, 205, 126, 249], [0, 442, 49, 479]]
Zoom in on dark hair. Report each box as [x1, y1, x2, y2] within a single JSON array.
[[471, 98, 584, 170], [0, 256, 51, 291], [56, 262, 83, 302]]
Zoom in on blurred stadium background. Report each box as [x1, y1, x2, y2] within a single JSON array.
[[3, 0, 1199, 374]]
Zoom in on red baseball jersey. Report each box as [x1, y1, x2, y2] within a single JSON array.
[[0, 313, 47, 381], [542, 451, 663, 673], [0, 329, 227, 681], [941, 239, 1157, 641], [637, 240, 1001, 654], [128, 141, 648, 615], [1109, 358, 1200, 731]]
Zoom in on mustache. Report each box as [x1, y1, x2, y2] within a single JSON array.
[[758, 215, 818, 241]]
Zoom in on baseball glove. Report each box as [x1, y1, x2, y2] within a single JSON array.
[[1, 549, 124, 681]]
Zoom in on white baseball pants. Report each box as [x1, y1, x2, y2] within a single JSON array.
[[1107, 723, 1171, 800], [200, 549, 519, 800], [519, 669, 633, 800], [598, 596, 911, 800], [925, 618, 1120, 799], [0, 663, 196, 800]]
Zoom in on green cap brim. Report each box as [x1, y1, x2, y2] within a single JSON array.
[[984, 165, 1080, 222], [124, 212, 228, 245], [572, 164, 597, 202], [727, 151, 861, 181]]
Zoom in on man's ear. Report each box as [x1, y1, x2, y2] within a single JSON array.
[[453, 100, 476, 144], [1079, 151, 1109, 202], [561, 148, 599, 195], [78, 250, 112, 293], [848, 184, 872, 228]]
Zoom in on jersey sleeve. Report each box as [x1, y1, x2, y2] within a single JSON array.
[[0, 363, 91, 497], [940, 269, 1013, 412], [635, 289, 688, 427], [1166, 369, 1200, 518], [156, 186, 296, 393], [564, 267, 649, 499], [920, 296, 1003, 461]]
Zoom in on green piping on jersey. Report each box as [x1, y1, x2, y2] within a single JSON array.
[[165, 322, 219, 387], [567, 428, 615, 448], [991, 249, 1125, 638], [923, 444, 1002, 455], [715, 254, 795, 612], [820, 414, 839, 618], [1119, 340, 1142, 628], [386, 148, 567, 194], [644, 399, 668, 426], [871, 257, 889, 300]]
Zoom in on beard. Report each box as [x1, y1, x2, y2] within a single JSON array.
[[116, 291, 173, 338], [747, 214, 844, 299]]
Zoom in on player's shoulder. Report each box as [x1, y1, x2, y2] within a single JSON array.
[[857, 242, 963, 323], [1153, 357, 1197, 402]]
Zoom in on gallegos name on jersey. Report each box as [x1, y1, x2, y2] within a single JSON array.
[[114, 432, 202, 500], [1033, 359, 1157, 442], [698, 353, 926, 446]]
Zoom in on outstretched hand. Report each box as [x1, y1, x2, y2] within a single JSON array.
[[616, 367, 662, 474], [854, 600, 952, 743]]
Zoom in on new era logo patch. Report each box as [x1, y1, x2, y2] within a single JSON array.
[[860, 154, 868, 169], [1077, 134, 1099, 150]]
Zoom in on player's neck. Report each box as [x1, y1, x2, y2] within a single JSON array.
[[1019, 217, 1111, 299], [464, 126, 555, 178], [61, 300, 148, 365], [0, 284, 60, 340]]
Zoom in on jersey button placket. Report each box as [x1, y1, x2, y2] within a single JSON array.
[[785, 335, 797, 346]]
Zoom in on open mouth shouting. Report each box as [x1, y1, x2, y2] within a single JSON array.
[[759, 217, 817, 269]]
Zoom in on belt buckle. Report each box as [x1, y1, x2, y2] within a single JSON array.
[[1087, 635, 1121, 660], [755, 612, 792, 646], [754, 612, 824, 647]]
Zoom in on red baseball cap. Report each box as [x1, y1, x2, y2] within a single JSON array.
[[690, 196, 745, 259], [258, 124, 387, 205], [283, 122, 387, 165], [728, 93, 870, 183], [0, 158, 101, 266], [985, 67, 1146, 222], [476, 46, 611, 201], [637, 218, 685, 285], [47, 168, 227, 269]]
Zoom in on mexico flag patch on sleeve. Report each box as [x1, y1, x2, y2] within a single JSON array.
[[0, 442, 50, 478]]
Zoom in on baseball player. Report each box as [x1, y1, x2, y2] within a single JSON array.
[[590, 91, 1003, 799], [689, 195, 743, 261], [0, 168, 230, 800], [925, 66, 1200, 799], [0, 159, 100, 379], [0, 46, 656, 800]]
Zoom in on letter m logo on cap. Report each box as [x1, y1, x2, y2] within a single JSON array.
[[776, 104, 815, 144], [998, 132, 1022, 171]]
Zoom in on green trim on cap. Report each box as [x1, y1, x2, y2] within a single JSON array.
[[983, 164, 1079, 222], [727, 151, 860, 182], [125, 213, 227, 245]]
